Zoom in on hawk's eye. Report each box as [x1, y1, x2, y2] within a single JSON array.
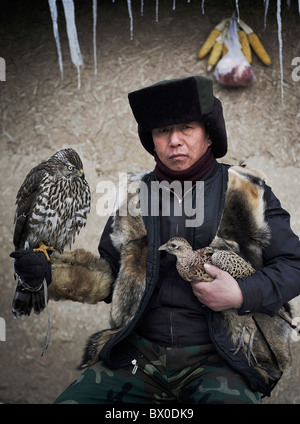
[[67, 165, 74, 171]]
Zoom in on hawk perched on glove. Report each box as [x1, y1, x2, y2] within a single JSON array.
[[11, 148, 91, 317]]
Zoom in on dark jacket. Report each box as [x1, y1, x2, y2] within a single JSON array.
[[98, 162, 300, 396]]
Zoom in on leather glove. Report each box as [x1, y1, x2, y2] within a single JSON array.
[[10, 248, 52, 290]]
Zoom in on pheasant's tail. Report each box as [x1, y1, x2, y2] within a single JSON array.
[[277, 307, 300, 334], [12, 278, 45, 318]]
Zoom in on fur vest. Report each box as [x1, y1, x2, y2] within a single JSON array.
[[51, 164, 292, 397]]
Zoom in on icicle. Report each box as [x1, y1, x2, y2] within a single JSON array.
[[62, 0, 84, 90], [141, 0, 144, 16], [235, 0, 240, 22], [277, 0, 284, 100], [173, 0, 176, 11], [156, 0, 159, 23], [298, 0, 300, 15], [264, 0, 269, 28], [127, 0, 134, 40], [48, 0, 63, 80], [201, 0, 205, 14], [93, 0, 97, 76]]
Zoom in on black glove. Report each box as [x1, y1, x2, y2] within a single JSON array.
[[10, 248, 52, 290]]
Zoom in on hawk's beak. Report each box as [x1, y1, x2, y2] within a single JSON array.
[[158, 244, 167, 251], [78, 169, 85, 179]]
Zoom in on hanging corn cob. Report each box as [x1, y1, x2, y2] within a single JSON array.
[[238, 19, 271, 65], [238, 30, 252, 63], [198, 16, 271, 71], [207, 23, 228, 71], [222, 23, 229, 56], [198, 18, 228, 59], [207, 35, 223, 71], [222, 43, 228, 57]]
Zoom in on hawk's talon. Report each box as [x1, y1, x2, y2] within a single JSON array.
[[33, 242, 56, 261]]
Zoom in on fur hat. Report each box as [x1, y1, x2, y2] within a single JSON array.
[[128, 76, 227, 158]]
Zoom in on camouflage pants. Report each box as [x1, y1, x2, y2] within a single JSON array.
[[53, 332, 261, 404]]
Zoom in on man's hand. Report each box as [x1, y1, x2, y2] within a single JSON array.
[[191, 263, 243, 311]]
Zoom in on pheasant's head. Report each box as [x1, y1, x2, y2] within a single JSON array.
[[158, 237, 193, 258]]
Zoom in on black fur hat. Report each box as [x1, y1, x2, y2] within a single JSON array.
[[128, 76, 227, 158]]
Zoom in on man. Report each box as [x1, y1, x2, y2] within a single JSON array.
[[150, 120, 243, 311], [11, 76, 300, 404]]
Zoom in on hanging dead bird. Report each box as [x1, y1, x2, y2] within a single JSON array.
[[159, 237, 295, 383]]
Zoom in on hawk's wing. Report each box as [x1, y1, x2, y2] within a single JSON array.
[[13, 162, 47, 250]]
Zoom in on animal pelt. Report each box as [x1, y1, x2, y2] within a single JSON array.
[[77, 236, 149, 369], [49, 249, 114, 304], [78, 173, 149, 369], [46, 173, 149, 369], [209, 165, 292, 383], [210, 165, 271, 268], [49, 167, 292, 380]]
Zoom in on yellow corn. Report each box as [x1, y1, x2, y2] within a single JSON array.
[[238, 19, 271, 66], [198, 28, 220, 59], [222, 43, 228, 56], [207, 41, 223, 71], [221, 24, 229, 56], [238, 30, 252, 63], [198, 18, 229, 59], [248, 32, 271, 66]]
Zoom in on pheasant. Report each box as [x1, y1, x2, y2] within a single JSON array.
[[159, 237, 256, 282], [159, 237, 296, 382]]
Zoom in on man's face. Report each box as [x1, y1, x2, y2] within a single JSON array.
[[152, 121, 212, 171]]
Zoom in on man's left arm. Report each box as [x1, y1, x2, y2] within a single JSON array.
[[237, 190, 300, 316], [191, 189, 300, 315]]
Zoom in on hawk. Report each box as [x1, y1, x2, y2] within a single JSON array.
[[159, 237, 295, 382], [12, 148, 91, 318]]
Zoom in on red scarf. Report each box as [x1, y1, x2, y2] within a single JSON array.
[[154, 146, 214, 184]]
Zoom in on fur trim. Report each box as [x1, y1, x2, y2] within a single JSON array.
[[49, 249, 113, 303], [110, 172, 148, 251], [78, 166, 291, 381], [77, 235, 148, 370], [210, 165, 271, 269], [78, 173, 148, 369], [210, 166, 291, 383]]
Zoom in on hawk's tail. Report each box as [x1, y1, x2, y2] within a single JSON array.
[[12, 278, 45, 318]]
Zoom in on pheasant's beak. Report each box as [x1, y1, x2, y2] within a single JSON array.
[[158, 244, 167, 251]]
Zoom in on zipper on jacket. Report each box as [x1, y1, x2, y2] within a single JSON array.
[[131, 359, 138, 374]]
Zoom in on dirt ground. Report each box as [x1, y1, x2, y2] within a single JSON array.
[[0, 0, 300, 404]]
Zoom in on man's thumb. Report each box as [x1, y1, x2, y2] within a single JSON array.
[[204, 263, 220, 278]]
